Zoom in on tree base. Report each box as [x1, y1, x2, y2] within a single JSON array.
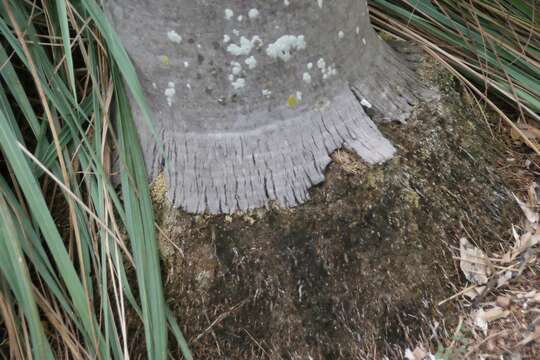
[[151, 78, 518, 358], [151, 41, 436, 213]]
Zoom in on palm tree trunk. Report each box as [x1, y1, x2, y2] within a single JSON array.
[[106, 0, 434, 213]]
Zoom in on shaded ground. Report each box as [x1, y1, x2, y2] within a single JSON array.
[[147, 72, 519, 359]]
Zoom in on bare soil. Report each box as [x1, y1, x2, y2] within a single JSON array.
[[148, 80, 518, 359]]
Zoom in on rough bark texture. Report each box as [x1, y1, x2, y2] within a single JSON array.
[[106, 0, 434, 213]]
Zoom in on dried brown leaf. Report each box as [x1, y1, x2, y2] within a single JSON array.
[[460, 238, 491, 285], [404, 346, 428, 360], [480, 307, 510, 322], [513, 194, 539, 224]]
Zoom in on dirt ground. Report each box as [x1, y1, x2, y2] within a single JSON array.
[[144, 71, 519, 359]]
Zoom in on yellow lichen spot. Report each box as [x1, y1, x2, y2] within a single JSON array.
[[287, 95, 298, 108], [161, 55, 170, 65], [401, 189, 420, 209], [150, 172, 169, 207]]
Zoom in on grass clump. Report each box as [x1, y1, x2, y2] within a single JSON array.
[[0, 1, 190, 358], [369, 0, 540, 154], [370, 0, 539, 117]]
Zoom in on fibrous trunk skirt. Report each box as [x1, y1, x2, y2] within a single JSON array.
[[106, 0, 434, 213]]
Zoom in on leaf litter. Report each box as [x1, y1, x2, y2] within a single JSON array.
[[405, 183, 540, 359]]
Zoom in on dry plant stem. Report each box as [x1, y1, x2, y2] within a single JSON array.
[[0, 290, 24, 359], [156, 224, 185, 257], [465, 329, 510, 357], [438, 284, 478, 306], [99, 71, 130, 356], [464, 86, 495, 138], [488, 36, 527, 122], [243, 328, 269, 357], [52, 18, 92, 75], [192, 300, 248, 343], [33, 288, 87, 359]]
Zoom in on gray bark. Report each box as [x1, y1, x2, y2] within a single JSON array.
[[106, 0, 434, 213]]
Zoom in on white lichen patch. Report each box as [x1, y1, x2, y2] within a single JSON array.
[[318, 0, 324, 8], [262, 89, 272, 97], [164, 82, 176, 106], [307, 62, 313, 70], [323, 65, 337, 79], [356, 27, 360, 35], [184, 61, 189, 68], [227, 36, 262, 56], [360, 98, 372, 108], [303, 72, 312, 83], [167, 30, 182, 44], [245, 56, 257, 70], [225, 9, 234, 20], [317, 58, 337, 80], [362, 38, 367, 46], [284, 0, 290, 6], [231, 78, 246, 90], [338, 30, 345, 39], [266, 35, 306, 62], [317, 58, 326, 70], [233, 29, 240, 36], [223, 34, 231, 43], [248, 9, 260, 19], [237, 15, 243, 22], [231, 61, 242, 75], [296, 91, 303, 101]]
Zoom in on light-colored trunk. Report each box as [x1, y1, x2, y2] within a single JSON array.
[[106, 0, 433, 213]]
